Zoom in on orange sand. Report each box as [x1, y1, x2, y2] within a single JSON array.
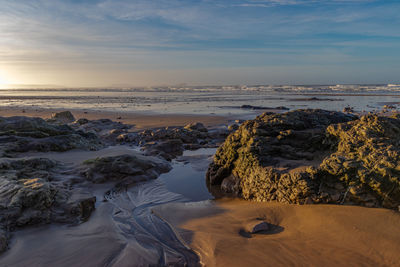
[[155, 199, 400, 267]]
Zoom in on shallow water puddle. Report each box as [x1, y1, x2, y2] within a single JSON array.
[[158, 148, 216, 202], [20, 145, 141, 164]]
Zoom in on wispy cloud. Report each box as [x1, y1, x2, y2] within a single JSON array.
[[0, 0, 399, 86]]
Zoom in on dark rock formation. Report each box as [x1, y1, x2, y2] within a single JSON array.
[[117, 123, 229, 160], [240, 105, 289, 110], [184, 122, 208, 132], [0, 150, 173, 253], [343, 106, 354, 113], [0, 116, 103, 156], [0, 158, 96, 252], [48, 111, 76, 124], [207, 109, 400, 209], [81, 154, 171, 185], [0, 229, 7, 252], [70, 118, 132, 145], [143, 139, 184, 161], [290, 97, 344, 102]]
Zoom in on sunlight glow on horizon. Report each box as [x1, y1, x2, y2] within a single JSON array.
[[0, 71, 9, 88]]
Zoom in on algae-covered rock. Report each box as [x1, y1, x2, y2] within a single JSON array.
[[318, 115, 400, 208], [207, 109, 400, 209]]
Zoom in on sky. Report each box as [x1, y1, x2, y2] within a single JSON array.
[[0, 0, 399, 87]]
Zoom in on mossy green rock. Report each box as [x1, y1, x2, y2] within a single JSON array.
[[207, 109, 400, 209]]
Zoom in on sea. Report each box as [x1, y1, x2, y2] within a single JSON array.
[[0, 84, 399, 115]]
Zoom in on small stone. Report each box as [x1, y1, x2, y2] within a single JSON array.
[[251, 222, 270, 233], [184, 122, 208, 132], [50, 111, 75, 123], [343, 106, 354, 113]]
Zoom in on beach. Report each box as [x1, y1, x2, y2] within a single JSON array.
[[0, 106, 230, 130], [3, 0, 400, 265], [0, 89, 399, 266], [155, 199, 400, 266]]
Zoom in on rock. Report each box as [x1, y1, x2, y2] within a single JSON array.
[[290, 97, 343, 102], [75, 118, 89, 125], [250, 222, 270, 233], [82, 153, 171, 185], [70, 118, 132, 144], [0, 116, 103, 155], [228, 124, 239, 131], [184, 122, 208, 132], [0, 157, 98, 252], [0, 148, 173, 254], [343, 106, 354, 113], [49, 111, 75, 124], [143, 139, 184, 161], [220, 175, 240, 194], [240, 105, 289, 110], [116, 132, 137, 143], [208, 109, 400, 209], [208, 109, 397, 208], [0, 229, 8, 253], [66, 193, 96, 222], [117, 125, 227, 160], [383, 104, 396, 110]]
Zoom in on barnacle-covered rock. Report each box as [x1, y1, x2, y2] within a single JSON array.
[[207, 109, 400, 209]]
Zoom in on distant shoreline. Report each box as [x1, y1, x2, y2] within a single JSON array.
[[0, 106, 231, 130]]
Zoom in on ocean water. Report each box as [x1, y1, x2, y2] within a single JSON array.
[[0, 84, 399, 115]]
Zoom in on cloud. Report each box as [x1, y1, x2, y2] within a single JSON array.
[[0, 0, 399, 86]]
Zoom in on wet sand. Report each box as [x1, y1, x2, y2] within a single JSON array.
[[0, 146, 203, 266], [155, 199, 400, 267], [0, 106, 230, 129]]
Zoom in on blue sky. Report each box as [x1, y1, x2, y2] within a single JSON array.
[[0, 0, 399, 86]]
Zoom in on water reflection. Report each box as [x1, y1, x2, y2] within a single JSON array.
[[158, 148, 217, 201]]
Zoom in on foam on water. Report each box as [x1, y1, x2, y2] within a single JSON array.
[[1, 84, 399, 115]]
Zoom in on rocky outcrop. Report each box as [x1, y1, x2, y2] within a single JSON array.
[[184, 122, 208, 132], [240, 105, 289, 110], [81, 154, 171, 186], [0, 150, 173, 253], [117, 122, 229, 160], [0, 158, 96, 252], [48, 111, 76, 124], [207, 109, 400, 209], [143, 139, 184, 161], [70, 118, 132, 144], [0, 116, 102, 156]]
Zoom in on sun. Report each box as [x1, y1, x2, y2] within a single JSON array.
[[0, 71, 10, 89]]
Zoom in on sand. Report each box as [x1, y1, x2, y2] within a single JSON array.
[[1, 106, 400, 266], [155, 199, 400, 267], [0, 106, 230, 129]]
